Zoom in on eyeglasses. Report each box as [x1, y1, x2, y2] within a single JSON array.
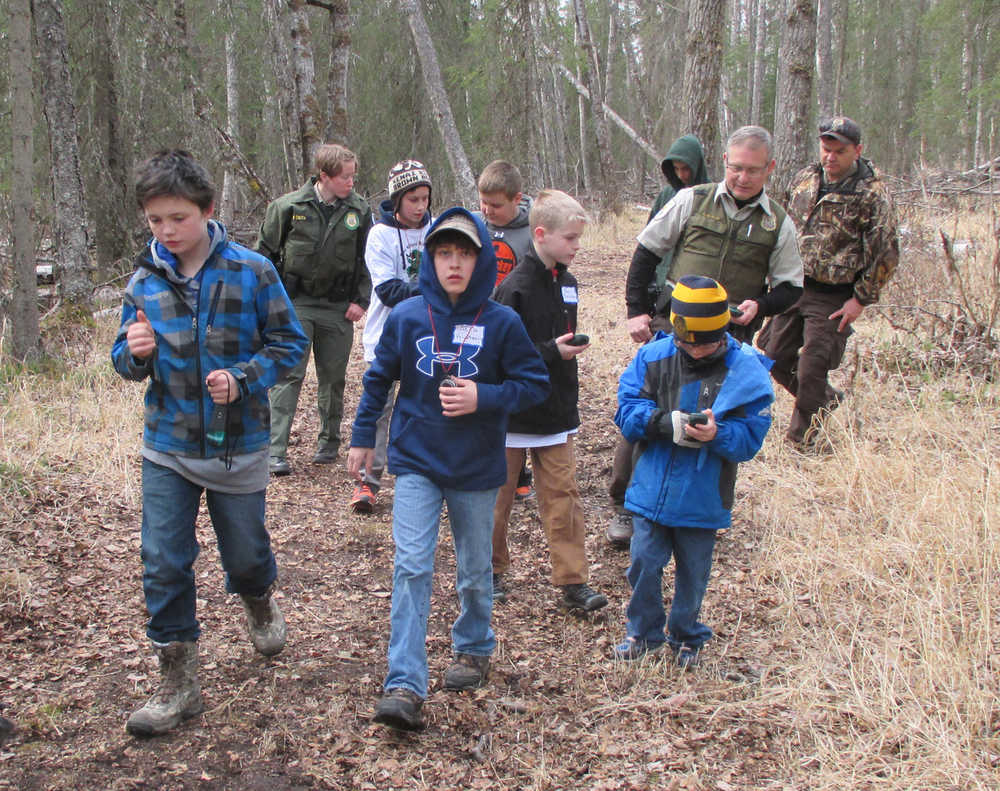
[[725, 163, 767, 177]]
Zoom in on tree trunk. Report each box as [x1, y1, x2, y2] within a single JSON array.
[[221, 10, 241, 227], [290, 0, 322, 177], [88, 0, 130, 276], [265, 0, 303, 189], [33, 0, 93, 311], [10, 0, 41, 361], [322, 0, 351, 143], [815, 0, 833, 118], [750, 0, 768, 124], [833, 0, 846, 113], [400, 0, 477, 205], [773, 0, 816, 196], [683, 0, 725, 176], [572, 0, 617, 204]]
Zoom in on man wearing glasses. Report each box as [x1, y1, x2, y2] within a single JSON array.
[[625, 125, 803, 345]]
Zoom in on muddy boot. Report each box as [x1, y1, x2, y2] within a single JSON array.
[[126, 641, 203, 737], [240, 582, 286, 657]]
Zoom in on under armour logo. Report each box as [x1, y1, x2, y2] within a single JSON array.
[[415, 335, 480, 378]]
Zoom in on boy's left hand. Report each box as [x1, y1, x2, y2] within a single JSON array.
[[684, 409, 717, 442], [440, 378, 477, 417], [205, 370, 239, 404]]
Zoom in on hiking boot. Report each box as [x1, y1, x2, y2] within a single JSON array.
[[561, 583, 608, 612], [311, 445, 339, 464], [514, 484, 534, 501], [444, 653, 490, 691], [240, 582, 286, 657], [606, 512, 633, 548], [351, 483, 376, 514], [126, 641, 203, 737], [674, 644, 701, 670], [492, 573, 508, 604], [269, 456, 291, 476], [373, 688, 425, 731], [612, 637, 666, 661]]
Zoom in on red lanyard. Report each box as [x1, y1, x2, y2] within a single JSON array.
[[426, 303, 485, 377]]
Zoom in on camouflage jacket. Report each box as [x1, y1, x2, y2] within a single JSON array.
[[785, 159, 899, 305]]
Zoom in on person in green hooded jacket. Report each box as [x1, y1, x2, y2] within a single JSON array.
[[607, 134, 710, 548]]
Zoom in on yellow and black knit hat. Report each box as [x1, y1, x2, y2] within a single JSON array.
[[670, 275, 730, 343]]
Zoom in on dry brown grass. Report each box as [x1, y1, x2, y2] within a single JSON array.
[[0, 198, 997, 789]]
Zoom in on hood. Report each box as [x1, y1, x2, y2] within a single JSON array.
[[147, 219, 228, 283], [418, 207, 497, 316], [376, 198, 431, 229], [661, 134, 710, 191], [505, 195, 533, 229]]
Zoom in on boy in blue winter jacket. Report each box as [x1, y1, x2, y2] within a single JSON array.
[[111, 150, 308, 737], [348, 208, 549, 731], [613, 275, 773, 668]]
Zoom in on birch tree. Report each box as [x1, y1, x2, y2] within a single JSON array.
[[33, 0, 93, 312], [10, 0, 41, 361], [400, 0, 477, 205]]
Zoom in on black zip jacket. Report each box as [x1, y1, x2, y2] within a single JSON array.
[[494, 247, 580, 434]]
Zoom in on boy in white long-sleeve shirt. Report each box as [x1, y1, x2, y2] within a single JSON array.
[[353, 160, 434, 513]]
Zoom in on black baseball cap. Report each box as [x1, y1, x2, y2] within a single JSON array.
[[819, 116, 862, 146]]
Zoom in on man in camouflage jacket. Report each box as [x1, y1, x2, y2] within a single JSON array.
[[758, 117, 899, 447]]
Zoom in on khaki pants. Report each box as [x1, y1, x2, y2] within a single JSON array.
[[492, 437, 589, 586]]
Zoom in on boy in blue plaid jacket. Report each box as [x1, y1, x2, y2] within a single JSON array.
[[111, 150, 307, 737]]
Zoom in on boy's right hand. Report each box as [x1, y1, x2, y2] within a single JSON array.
[[555, 332, 589, 360], [347, 446, 374, 481], [127, 310, 156, 359]]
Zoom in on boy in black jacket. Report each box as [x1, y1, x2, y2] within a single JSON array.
[[491, 190, 608, 612]]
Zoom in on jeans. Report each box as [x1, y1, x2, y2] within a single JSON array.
[[385, 474, 497, 698], [625, 515, 717, 650], [141, 458, 277, 643]]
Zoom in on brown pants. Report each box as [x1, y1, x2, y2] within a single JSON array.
[[758, 288, 850, 442], [492, 437, 589, 586]]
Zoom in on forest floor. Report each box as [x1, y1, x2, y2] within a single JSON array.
[[1, 207, 997, 790]]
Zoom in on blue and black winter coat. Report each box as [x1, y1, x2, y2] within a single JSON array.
[[615, 333, 773, 530], [351, 208, 550, 491], [111, 221, 308, 458]]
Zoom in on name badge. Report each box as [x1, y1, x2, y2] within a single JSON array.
[[452, 325, 485, 346], [561, 286, 579, 304]]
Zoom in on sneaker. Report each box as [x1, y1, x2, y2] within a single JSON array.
[[373, 688, 424, 731], [606, 512, 633, 548], [443, 653, 490, 691], [351, 483, 376, 514], [312, 445, 339, 464], [492, 573, 508, 604], [674, 644, 701, 670], [514, 485, 534, 501], [269, 456, 290, 476], [561, 583, 608, 613], [612, 637, 665, 661]]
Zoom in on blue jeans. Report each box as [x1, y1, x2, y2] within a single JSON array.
[[625, 515, 717, 650], [141, 458, 277, 643], [385, 474, 497, 698]]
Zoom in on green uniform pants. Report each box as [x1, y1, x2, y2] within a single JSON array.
[[269, 301, 354, 458]]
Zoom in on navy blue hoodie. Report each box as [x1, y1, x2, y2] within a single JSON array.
[[350, 208, 550, 490]]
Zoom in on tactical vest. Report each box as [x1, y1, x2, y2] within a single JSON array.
[[669, 184, 785, 303], [279, 188, 368, 301]]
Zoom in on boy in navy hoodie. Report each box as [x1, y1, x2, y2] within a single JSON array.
[[348, 208, 549, 731]]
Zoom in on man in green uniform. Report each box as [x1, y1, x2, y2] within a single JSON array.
[[258, 144, 373, 475], [758, 117, 899, 448], [614, 126, 803, 546]]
